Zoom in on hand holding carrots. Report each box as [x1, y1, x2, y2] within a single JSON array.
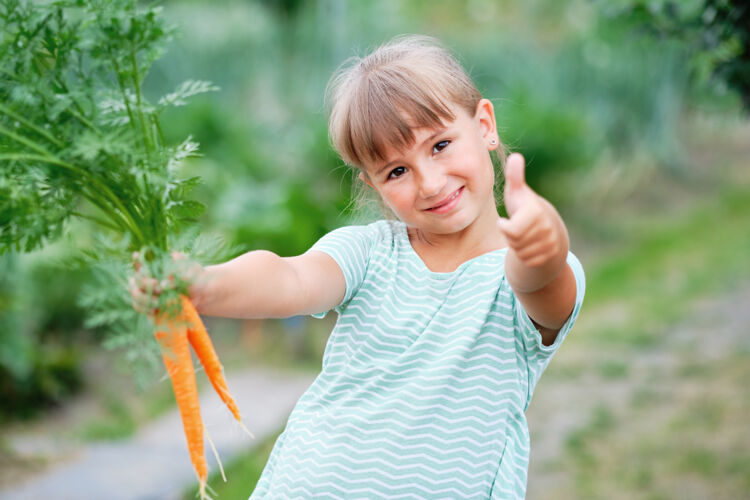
[[129, 250, 203, 316]]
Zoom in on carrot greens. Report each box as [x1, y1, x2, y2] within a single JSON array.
[[1, 1, 249, 496]]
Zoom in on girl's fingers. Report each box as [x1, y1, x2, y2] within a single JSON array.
[[171, 250, 187, 261], [498, 206, 541, 242], [523, 253, 552, 268], [129, 274, 164, 315], [512, 224, 546, 250], [515, 239, 556, 263]]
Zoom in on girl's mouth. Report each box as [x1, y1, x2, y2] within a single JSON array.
[[426, 187, 463, 213]]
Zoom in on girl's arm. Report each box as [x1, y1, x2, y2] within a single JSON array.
[[505, 252, 577, 346], [190, 250, 346, 319], [497, 154, 578, 346]]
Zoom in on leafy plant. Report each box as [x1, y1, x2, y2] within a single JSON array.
[[1, 1, 248, 494], [0, 0, 234, 340], [0, 0, 216, 255]]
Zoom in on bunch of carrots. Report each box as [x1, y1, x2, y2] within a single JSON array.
[[131, 252, 253, 499]]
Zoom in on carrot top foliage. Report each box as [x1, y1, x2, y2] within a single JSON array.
[[0, 0, 233, 383], [0, 0, 214, 255]]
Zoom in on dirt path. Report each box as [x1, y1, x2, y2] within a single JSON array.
[[0, 367, 316, 500], [526, 284, 750, 498]]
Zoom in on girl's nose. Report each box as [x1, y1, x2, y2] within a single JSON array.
[[417, 165, 447, 200]]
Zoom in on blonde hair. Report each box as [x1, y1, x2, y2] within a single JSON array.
[[325, 35, 505, 220]]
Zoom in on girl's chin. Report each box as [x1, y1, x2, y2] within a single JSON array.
[[423, 216, 476, 234]]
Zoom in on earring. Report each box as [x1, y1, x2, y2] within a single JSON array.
[[490, 139, 497, 145]]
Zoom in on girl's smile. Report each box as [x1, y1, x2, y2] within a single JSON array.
[[424, 186, 464, 213]]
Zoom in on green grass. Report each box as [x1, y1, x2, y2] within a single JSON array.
[[561, 326, 750, 499], [594, 188, 750, 300], [578, 186, 750, 349], [76, 397, 137, 441], [546, 181, 750, 499], [597, 360, 629, 379], [182, 427, 283, 500], [73, 372, 184, 442]]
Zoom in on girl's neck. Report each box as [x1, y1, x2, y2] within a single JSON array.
[[407, 208, 507, 272]]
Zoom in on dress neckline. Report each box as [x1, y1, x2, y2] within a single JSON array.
[[396, 222, 507, 279]]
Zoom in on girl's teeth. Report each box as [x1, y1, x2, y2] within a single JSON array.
[[435, 189, 459, 208]]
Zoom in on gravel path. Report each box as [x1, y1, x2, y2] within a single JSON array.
[[1, 367, 316, 500]]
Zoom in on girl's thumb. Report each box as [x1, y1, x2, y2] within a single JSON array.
[[504, 153, 526, 192]]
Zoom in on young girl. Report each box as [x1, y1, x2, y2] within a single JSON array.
[[191, 35, 584, 499]]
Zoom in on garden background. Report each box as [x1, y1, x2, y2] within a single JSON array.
[[1, 0, 749, 499]]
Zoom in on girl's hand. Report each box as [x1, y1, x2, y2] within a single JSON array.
[[128, 251, 203, 316], [496, 153, 569, 271], [496, 153, 577, 334]]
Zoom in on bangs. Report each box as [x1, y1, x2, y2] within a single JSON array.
[[340, 67, 460, 168], [326, 35, 483, 170], [352, 68, 457, 166]]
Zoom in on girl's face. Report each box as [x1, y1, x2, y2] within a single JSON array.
[[360, 98, 500, 236]]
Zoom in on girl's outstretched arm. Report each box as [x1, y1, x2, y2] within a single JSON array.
[[497, 153, 578, 346], [190, 250, 346, 320]]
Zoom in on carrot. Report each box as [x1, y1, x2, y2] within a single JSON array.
[[154, 307, 209, 499], [181, 295, 241, 421]]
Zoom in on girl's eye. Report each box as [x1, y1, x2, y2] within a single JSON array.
[[387, 166, 406, 179], [433, 140, 450, 153]]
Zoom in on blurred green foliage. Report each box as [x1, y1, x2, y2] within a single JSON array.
[[0, 255, 83, 419], [602, 0, 750, 110], [1, 0, 748, 420]]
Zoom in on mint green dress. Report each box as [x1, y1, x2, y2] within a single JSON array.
[[249, 220, 585, 499]]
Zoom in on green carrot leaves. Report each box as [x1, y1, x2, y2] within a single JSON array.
[[1, 1, 229, 383], [0, 0, 213, 254]]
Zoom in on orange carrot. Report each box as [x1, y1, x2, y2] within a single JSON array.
[[181, 295, 242, 422], [154, 307, 208, 498]]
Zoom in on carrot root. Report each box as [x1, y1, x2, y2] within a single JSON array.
[[155, 295, 255, 498], [155, 308, 208, 494], [206, 429, 227, 483], [238, 419, 256, 440], [181, 296, 243, 422]]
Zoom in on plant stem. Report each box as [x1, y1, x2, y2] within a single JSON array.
[[152, 114, 166, 148], [0, 153, 146, 247], [77, 188, 133, 235], [130, 41, 153, 156], [51, 77, 100, 139], [0, 124, 56, 157], [71, 210, 123, 232], [111, 56, 143, 153], [0, 103, 63, 148]]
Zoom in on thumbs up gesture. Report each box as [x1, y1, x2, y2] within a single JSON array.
[[497, 153, 569, 286]]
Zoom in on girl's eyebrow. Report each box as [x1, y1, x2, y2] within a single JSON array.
[[375, 127, 448, 175]]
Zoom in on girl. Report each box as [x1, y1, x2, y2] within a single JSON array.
[[149, 35, 585, 499]]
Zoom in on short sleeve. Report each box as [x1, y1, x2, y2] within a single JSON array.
[[306, 223, 380, 318], [513, 251, 586, 358]]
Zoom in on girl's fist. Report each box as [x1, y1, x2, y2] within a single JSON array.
[[128, 251, 202, 316], [496, 154, 568, 268]]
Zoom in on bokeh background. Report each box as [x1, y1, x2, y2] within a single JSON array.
[[2, 0, 749, 499]]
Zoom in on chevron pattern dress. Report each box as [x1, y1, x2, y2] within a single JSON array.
[[249, 220, 585, 499]]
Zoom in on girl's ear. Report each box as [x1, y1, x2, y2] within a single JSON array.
[[475, 98, 499, 150]]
